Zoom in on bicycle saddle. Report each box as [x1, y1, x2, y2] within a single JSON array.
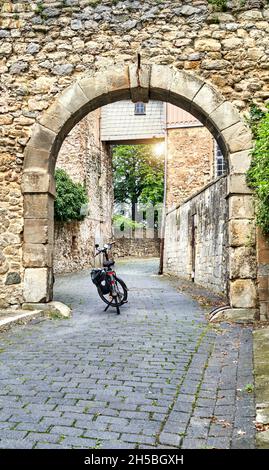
[[103, 259, 115, 268]]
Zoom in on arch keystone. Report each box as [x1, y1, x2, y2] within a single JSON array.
[[129, 64, 150, 103]]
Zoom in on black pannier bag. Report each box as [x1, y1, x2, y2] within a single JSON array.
[[91, 268, 103, 286]]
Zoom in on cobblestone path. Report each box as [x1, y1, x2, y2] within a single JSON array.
[[0, 259, 255, 449]]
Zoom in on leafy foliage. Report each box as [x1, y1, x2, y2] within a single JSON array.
[[112, 144, 164, 209], [247, 104, 269, 234], [208, 0, 228, 11], [54, 169, 89, 222], [112, 214, 143, 231]]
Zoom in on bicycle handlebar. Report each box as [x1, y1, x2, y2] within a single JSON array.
[[94, 242, 115, 256]]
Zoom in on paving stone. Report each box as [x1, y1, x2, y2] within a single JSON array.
[[159, 432, 181, 447], [0, 259, 255, 450], [207, 437, 231, 449]]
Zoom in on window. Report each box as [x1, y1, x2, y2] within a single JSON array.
[[134, 102, 146, 115], [215, 142, 226, 177]]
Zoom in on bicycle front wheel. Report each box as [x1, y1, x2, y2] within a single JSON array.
[[97, 276, 128, 307]]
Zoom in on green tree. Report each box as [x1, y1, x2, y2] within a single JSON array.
[[54, 169, 89, 222], [247, 104, 269, 234], [112, 144, 164, 221]]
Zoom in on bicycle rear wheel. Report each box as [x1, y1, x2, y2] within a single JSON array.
[[97, 276, 128, 307]]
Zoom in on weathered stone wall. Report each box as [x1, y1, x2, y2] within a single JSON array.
[[164, 176, 228, 296], [166, 126, 214, 210], [54, 110, 113, 274], [114, 237, 160, 259], [256, 230, 269, 321], [0, 0, 268, 308]]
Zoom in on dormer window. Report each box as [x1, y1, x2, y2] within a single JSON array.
[[134, 102, 146, 115]]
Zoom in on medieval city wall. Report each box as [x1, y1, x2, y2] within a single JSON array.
[[166, 125, 214, 210], [54, 110, 113, 274], [164, 176, 228, 295], [0, 0, 268, 308]]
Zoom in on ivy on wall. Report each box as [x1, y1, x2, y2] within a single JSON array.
[[54, 169, 89, 222], [247, 104, 269, 234]]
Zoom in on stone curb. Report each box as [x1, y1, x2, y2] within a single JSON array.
[[22, 301, 72, 319], [0, 309, 45, 333], [253, 327, 269, 449]]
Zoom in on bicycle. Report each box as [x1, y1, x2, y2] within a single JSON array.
[[90, 242, 128, 315]]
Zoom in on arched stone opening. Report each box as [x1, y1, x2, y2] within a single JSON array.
[[22, 64, 255, 318]]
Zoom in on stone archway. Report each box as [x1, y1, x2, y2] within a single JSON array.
[[22, 64, 255, 319]]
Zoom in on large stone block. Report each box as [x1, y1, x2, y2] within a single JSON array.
[[58, 82, 89, 116], [222, 121, 252, 153], [227, 174, 253, 195], [192, 82, 225, 117], [24, 194, 54, 220], [230, 246, 257, 279], [23, 146, 51, 173], [129, 64, 150, 103], [106, 66, 130, 99], [229, 219, 256, 247], [24, 218, 54, 244], [230, 279, 257, 308], [79, 66, 130, 108], [208, 101, 241, 132], [22, 301, 71, 318], [38, 101, 72, 134], [150, 64, 174, 102], [22, 172, 56, 196], [229, 195, 255, 219], [23, 244, 53, 268], [28, 123, 56, 153], [211, 307, 256, 323], [23, 268, 52, 303], [229, 150, 252, 174], [169, 70, 204, 112]]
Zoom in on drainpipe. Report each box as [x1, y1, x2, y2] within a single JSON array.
[[159, 102, 168, 275]]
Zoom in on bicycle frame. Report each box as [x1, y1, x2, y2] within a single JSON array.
[[93, 242, 128, 314]]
